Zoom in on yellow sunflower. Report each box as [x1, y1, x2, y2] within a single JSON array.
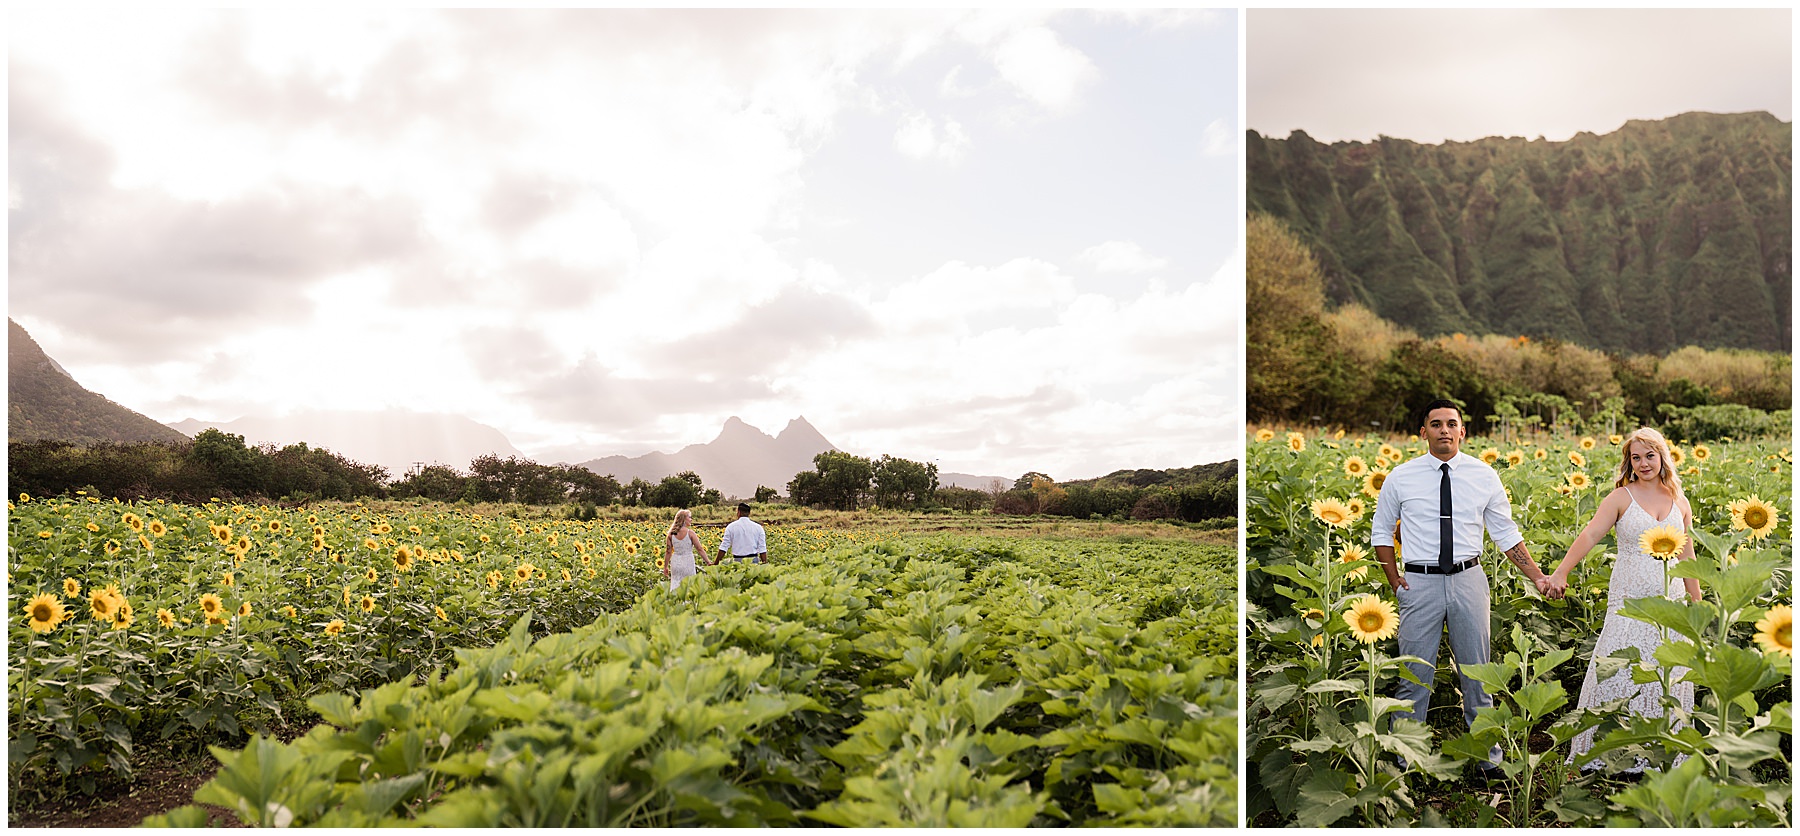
[[1480, 449, 1500, 465], [393, 546, 414, 572], [1368, 468, 1396, 497], [1346, 497, 1366, 518], [1567, 472, 1591, 490], [1338, 545, 1370, 581], [485, 571, 501, 590], [237, 602, 252, 618], [1534, 448, 1548, 461], [1667, 446, 1685, 466], [359, 596, 376, 614], [148, 519, 167, 537], [513, 563, 535, 583], [312, 536, 327, 552], [200, 593, 224, 618], [656, 557, 668, 569], [1579, 436, 1597, 451], [434, 606, 449, 622], [1692, 444, 1711, 462], [281, 605, 297, 619], [85, 522, 100, 533], [1753, 604, 1792, 657], [63, 578, 81, 599], [89, 587, 120, 622], [1729, 496, 1779, 540], [363, 537, 381, 552], [103, 540, 121, 556], [624, 543, 638, 556], [110, 599, 134, 630], [365, 568, 379, 584], [1379, 444, 1400, 460], [324, 619, 345, 637], [156, 608, 176, 628], [1609, 434, 1623, 445], [122, 512, 144, 532], [1639, 525, 1687, 560], [1287, 432, 1306, 452], [1311, 498, 1354, 528], [222, 571, 235, 588], [25, 593, 67, 633], [1255, 428, 1275, 442], [213, 524, 233, 545], [1344, 456, 1368, 478], [1569, 451, 1586, 468], [1300, 608, 1326, 624], [1343, 596, 1400, 643], [1505, 450, 1524, 466]]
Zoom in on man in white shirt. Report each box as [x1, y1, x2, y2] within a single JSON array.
[[715, 502, 768, 564], [1370, 399, 1546, 778]]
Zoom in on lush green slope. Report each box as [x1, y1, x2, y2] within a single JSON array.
[[1248, 111, 1791, 354], [8, 319, 188, 445]]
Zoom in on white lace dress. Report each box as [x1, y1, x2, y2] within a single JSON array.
[[668, 531, 699, 591], [1567, 490, 1695, 771]]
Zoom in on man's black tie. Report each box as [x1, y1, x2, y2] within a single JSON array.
[[1439, 462, 1454, 571]]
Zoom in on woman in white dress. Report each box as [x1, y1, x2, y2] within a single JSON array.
[[664, 509, 704, 591], [1541, 427, 1702, 771]]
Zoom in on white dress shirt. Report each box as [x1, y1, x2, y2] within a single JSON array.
[[718, 516, 767, 557], [1370, 451, 1523, 564]]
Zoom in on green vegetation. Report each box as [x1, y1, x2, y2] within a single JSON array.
[[1249, 111, 1791, 354], [8, 495, 1235, 825], [1247, 212, 1790, 436]]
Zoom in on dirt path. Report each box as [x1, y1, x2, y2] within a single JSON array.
[[9, 756, 240, 828]]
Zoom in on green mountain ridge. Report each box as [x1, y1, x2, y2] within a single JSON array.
[[1248, 110, 1791, 354], [8, 318, 189, 446]]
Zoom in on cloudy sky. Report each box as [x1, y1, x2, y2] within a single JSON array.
[[1249, 8, 1791, 144], [10, 9, 1240, 482]]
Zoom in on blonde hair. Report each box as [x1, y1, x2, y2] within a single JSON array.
[[1614, 427, 1682, 492], [666, 509, 691, 538]]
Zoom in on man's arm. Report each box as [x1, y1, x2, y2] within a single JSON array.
[[1374, 544, 1406, 592], [1502, 541, 1544, 582]]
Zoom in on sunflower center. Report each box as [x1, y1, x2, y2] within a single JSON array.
[[32, 603, 54, 621], [1745, 509, 1769, 528], [1778, 624, 1792, 649], [1358, 613, 1383, 632]]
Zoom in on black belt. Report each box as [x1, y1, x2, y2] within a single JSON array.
[[1406, 557, 1479, 575]]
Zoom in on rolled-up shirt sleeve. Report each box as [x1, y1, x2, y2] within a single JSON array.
[[1482, 471, 1525, 553], [1370, 479, 1401, 548]]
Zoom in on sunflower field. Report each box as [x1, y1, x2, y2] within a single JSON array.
[[1246, 428, 1792, 827], [6, 496, 866, 801], [10, 497, 1236, 826]]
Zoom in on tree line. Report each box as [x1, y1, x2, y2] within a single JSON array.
[[9, 430, 1237, 525], [1248, 212, 1791, 440]]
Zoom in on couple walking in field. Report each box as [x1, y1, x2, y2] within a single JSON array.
[[1371, 398, 1699, 777], [661, 503, 769, 591]]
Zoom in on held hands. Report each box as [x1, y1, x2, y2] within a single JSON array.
[[1535, 572, 1570, 600]]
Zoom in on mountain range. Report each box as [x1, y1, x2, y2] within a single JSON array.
[[577, 416, 835, 499], [1248, 111, 1791, 355]]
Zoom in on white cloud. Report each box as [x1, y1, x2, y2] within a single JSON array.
[[893, 112, 972, 162], [939, 64, 976, 98], [988, 26, 1097, 112], [1079, 240, 1169, 274], [1200, 117, 1236, 157]]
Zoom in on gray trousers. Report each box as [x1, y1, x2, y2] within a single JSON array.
[[1394, 564, 1502, 763]]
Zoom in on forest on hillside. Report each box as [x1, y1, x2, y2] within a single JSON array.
[[1247, 212, 1790, 439], [1248, 111, 1791, 354]]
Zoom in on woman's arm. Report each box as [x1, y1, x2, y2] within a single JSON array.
[[1548, 489, 1628, 590]]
